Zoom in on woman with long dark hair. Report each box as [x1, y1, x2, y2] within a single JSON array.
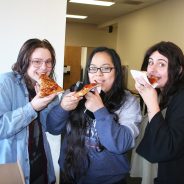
[[47, 47, 141, 184], [134, 41, 184, 184]]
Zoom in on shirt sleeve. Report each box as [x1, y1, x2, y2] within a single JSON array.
[[94, 92, 142, 154], [46, 104, 69, 135], [40, 96, 60, 130], [136, 89, 184, 163], [0, 75, 37, 139]]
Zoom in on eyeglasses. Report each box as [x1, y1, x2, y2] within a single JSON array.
[[30, 59, 53, 68], [88, 66, 115, 73]]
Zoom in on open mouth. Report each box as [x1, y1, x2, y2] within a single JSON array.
[[94, 79, 105, 84]]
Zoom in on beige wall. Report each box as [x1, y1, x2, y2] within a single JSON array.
[[0, 0, 66, 86], [65, 0, 184, 91], [65, 22, 117, 49], [116, 0, 184, 90]]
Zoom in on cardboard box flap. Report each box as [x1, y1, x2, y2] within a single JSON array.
[[0, 162, 25, 184]]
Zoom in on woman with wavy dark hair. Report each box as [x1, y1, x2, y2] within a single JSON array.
[[0, 38, 59, 184], [47, 47, 141, 184], [133, 41, 184, 184]]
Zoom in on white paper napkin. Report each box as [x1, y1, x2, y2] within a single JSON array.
[[130, 69, 158, 88]]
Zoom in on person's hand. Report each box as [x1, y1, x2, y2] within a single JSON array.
[[135, 77, 160, 120], [85, 90, 104, 112], [30, 82, 57, 111], [61, 92, 82, 111], [31, 93, 57, 111], [135, 77, 157, 104]]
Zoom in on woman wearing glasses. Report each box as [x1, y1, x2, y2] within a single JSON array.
[[46, 47, 142, 184], [0, 38, 59, 184]]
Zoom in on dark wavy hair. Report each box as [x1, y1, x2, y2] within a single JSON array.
[[12, 38, 56, 89], [62, 47, 127, 183], [141, 41, 184, 108]]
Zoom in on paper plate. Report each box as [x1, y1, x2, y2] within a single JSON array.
[[130, 69, 158, 88]]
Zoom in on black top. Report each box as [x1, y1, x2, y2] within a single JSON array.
[[28, 88, 48, 184], [136, 86, 184, 184]]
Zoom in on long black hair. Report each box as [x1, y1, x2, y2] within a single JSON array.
[[62, 47, 127, 183], [141, 41, 184, 108]]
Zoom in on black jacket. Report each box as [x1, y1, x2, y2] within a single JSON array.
[[136, 87, 184, 184]]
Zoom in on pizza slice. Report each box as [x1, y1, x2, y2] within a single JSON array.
[[147, 75, 159, 85], [38, 74, 64, 97], [74, 83, 101, 97]]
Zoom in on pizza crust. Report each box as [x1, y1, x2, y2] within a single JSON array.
[[74, 83, 100, 97]]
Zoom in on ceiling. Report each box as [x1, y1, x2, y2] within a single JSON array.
[[66, 0, 165, 26]]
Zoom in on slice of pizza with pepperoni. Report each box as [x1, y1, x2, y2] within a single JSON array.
[[38, 74, 64, 97], [74, 83, 101, 97]]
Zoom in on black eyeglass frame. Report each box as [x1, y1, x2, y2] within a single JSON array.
[[88, 67, 115, 73]]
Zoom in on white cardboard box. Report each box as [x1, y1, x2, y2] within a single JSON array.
[[0, 162, 25, 184]]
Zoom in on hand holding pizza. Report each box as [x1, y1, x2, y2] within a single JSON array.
[[61, 92, 82, 111], [31, 81, 58, 111], [31, 93, 57, 111], [85, 90, 104, 113]]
